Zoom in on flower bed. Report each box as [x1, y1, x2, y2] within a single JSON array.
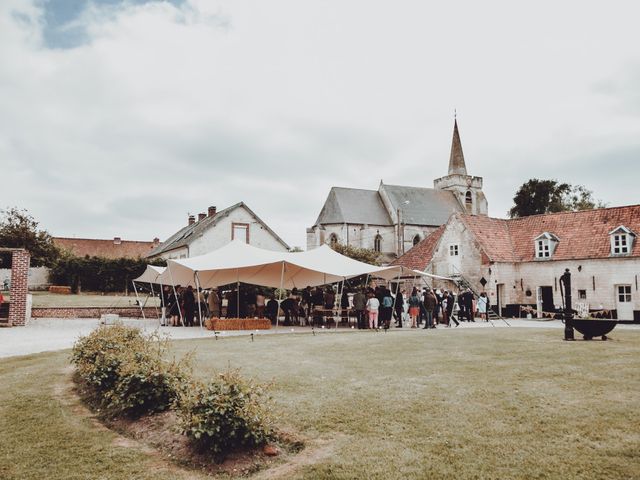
[[205, 318, 271, 331]]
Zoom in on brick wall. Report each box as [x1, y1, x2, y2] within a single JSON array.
[[8, 250, 30, 326]]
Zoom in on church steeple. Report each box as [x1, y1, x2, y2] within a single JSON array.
[[448, 118, 467, 176]]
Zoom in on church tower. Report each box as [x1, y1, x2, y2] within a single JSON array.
[[433, 118, 488, 215]]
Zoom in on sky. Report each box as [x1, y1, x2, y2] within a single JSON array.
[[1, 0, 639, 249]]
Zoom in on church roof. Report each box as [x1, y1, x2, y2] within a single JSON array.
[[448, 119, 467, 175], [314, 187, 392, 226], [381, 184, 464, 226]]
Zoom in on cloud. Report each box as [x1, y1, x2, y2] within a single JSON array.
[[1, 0, 640, 249]]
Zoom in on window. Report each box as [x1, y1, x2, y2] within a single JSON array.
[[618, 285, 631, 302], [534, 232, 558, 259], [465, 191, 472, 204], [329, 233, 338, 247], [578, 289, 587, 300], [609, 226, 635, 255], [413, 234, 420, 246], [374, 234, 382, 252], [231, 223, 249, 243], [612, 234, 630, 254], [449, 244, 459, 256]]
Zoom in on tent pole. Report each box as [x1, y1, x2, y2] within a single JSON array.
[[168, 265, 184, 326], [159, 279, 165, 327], [194, 271, 204, 330], [276, 261, 285, 330], [132, 280, 146, 320], [236, 269, 240, 320]]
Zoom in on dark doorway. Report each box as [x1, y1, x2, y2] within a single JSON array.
[[540, 286, 554, 313]]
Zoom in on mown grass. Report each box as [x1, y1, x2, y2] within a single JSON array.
[[1, 328, 639, 479]]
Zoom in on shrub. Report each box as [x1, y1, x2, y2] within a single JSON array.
[[71, 324, 189, 418], [174, 370, 274, 458]]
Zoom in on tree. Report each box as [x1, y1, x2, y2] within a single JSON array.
[[508, 179, 606, 218], [331, 242, 381, 266], [0, 208, 60, 267]]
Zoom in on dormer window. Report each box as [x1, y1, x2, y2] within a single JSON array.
[[609, 226, 635, 256], [535, 232, 559, 259]]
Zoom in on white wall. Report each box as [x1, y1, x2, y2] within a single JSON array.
[[188, 205, 288, 257], [0, 267, 50, 289]]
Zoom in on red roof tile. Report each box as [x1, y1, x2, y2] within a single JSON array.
[[459, 205, 640, 262], [54, 237, 159, 259], [391, 225, 446, 270]]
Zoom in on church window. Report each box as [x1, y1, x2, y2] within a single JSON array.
[[329, 233, 338, 247], [413, 234, 420, 246], [609, 226, 635, 255], [534, 232, 558, 259], [465, 191, 472, 204], [449, 244, 459, 256], [374, 234, 382, 252]]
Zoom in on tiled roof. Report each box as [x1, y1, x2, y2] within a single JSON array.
[[54, 237, 158, 259], [391, 225, 446, 270], [460, 205, 640, 262]]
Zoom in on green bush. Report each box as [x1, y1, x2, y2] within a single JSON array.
[[71, 324, 189, 418], [174, 371, 274, 458]]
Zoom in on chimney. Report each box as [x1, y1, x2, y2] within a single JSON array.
[[114, 237, 122, 245], [208, 206, 217, 217], [198, 212, 206, 222], [153, 237, 160, 246], [188, 215, 195, 226]]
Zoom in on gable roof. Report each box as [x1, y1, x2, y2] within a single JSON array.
[[381, 184, 464, 226], [391, 225, 446, 271], [459, 205, 640, 262], [147, 202, 289, 257], [314, 187, 392, 226], [54, 237, 157, 259]]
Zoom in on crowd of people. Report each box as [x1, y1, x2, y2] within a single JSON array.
[[157, 283, 491, 329]]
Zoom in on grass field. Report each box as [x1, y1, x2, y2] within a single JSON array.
[[1, 328, 639, 479], [4, 292, 161, 308]]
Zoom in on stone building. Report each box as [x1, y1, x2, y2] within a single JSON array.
[[54, 236, 160, 259], [393, 206, 640, 321], [147, 202, 289, 260], [306, 120, 488, 263]]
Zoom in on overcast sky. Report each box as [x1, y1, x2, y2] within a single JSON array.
[[1, 0, 639, 249]]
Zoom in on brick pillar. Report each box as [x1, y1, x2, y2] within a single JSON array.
[[8, 250, 30, 327]]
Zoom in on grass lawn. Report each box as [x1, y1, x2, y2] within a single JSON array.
[[1, 328, 639, 479], [23, 292, 161, 308]]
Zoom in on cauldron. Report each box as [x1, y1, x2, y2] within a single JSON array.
[[570, 319, 618, 340]]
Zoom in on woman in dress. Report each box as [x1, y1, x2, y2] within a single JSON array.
[[477, 292, 488, 321]]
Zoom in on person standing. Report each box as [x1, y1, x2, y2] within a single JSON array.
[[463, 289, 475, 322], [183, 285, 196, 327], [423, 288, 437, 329], [352, 288, 367, 329], [301, 286, 312, 322], [381, 288, 394, 329], [265, 296, 279, 323], [366, 292, 380, 329], [207, 288, 220, 318], [394, 289, 405, 327], [477, 292, 488, 321], [408, 287, 421, 328], [445, 291, 459, 327], [255, 291, 266, 319]]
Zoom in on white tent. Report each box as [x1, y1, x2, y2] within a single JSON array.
[[133, 265, 166, 284]]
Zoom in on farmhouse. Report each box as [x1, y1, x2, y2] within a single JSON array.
[[147, 203, 289, 260], [393, 206, 640, 321], [306, 120, 488, 263]]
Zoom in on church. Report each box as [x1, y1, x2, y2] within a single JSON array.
[[306, 120, 488, 262]]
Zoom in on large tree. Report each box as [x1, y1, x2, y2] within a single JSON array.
[[508, 179, 606, 218], [0, 208, 59, 267]]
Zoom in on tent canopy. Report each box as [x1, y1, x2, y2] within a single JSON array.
[[133, 265, 166, 284], [157, 240, 453, 289]]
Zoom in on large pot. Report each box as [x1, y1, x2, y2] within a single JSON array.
[[570, 319, 618, 340]]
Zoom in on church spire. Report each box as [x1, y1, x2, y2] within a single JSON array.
[[448, 118, 467, 176]]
